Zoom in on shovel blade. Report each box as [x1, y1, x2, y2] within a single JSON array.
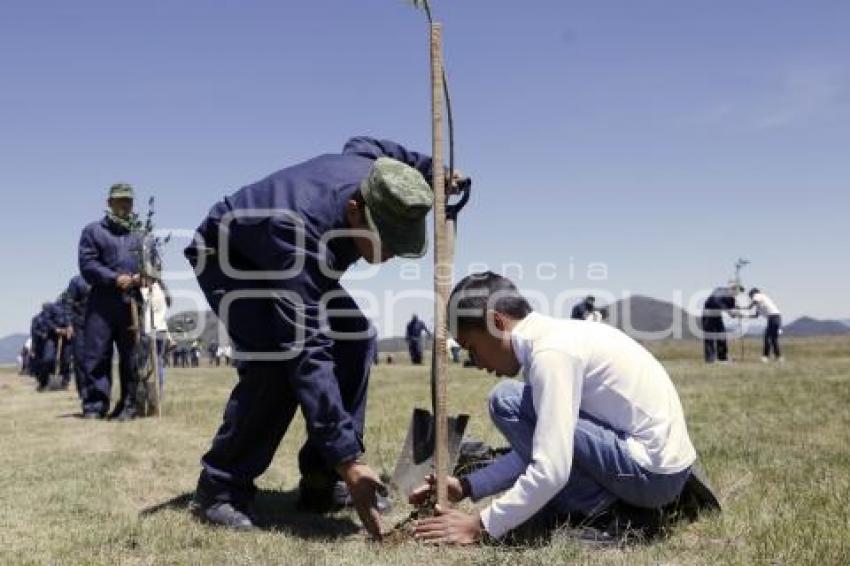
[[391, 408, 469, 498]]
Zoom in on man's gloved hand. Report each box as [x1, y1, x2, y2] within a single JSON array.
[[335, 460, 386, 541]]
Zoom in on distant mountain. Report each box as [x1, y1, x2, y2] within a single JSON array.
[[157, 306, 850, 348], [605, 295, 699, 340], [783, 317, 850, 337], [0, 333, 28, 364]]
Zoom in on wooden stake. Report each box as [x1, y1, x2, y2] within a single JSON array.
[[430, 22, 450, 509]]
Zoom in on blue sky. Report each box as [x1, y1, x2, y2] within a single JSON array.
[[1, 0, 848, 338]]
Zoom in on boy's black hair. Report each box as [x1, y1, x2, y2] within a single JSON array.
[[449, 271, 533, 333], [748, 287, 760, 297]]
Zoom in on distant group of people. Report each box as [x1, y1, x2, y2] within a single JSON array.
[[20, 184, 175, 421], [206, 341, 234, 367], [21, 283, 87, 393], [23, 183, 246, 419], [700, 282, 783, 364]]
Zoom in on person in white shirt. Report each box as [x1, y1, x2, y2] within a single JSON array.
[[412, 272, 698, 544], [140, 277, 173, 395], [746, 288, 783, 362]]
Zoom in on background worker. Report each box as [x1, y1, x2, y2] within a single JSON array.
[[405, 313, 431, 365], [570, 295, 597, 321], [63, 274, 91, 398], [701, 282, 743, 364], [141, 276, 173, 398], [745, 287, 784, 363], [78, 183, 142, 420]]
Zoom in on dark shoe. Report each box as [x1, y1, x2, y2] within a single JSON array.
[[114, 408, 138, 422], [297, 478, 348, 513], [107, 402, 124, 420], [603, 501, 666, 541], [190, 498, 255, 530], [297, 478, 391, 514]]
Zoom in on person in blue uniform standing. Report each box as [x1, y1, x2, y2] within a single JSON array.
[[405, 314, 431, 365], [29, 305, 49, 388], [185, 137, 454, 539], [78, 183, 142, 420], [570, 295, 597, 320], [63, 274, 91, 397], [701, 283, 743, 363]]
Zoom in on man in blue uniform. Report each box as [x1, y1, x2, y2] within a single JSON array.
[[405, 314, 430, 365], [185, 137, 446, 538], [570, 295, 596, 320], [63, 275, 91, 397], [34, 301, 71, 391], [78, 183, 142, 420], [29, 306, 49, 388], [701, 283, 742, 363]]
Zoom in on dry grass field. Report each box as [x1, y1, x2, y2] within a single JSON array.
[[1, 336, 848, 565]]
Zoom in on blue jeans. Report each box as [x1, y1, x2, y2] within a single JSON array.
[[487, 380, 690, 516]]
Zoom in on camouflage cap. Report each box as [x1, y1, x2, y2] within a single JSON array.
[[108, 182, 134, 199], [360, 157, 434, 258]]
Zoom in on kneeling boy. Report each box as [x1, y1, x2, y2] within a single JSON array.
[[413, 272, 697, 544]]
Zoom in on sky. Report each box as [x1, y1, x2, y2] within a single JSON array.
[[1, 0, 848, 338]]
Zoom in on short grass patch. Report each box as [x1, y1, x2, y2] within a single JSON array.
[[1, 337, 848, 564]]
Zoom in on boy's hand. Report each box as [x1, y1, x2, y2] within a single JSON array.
[[414, 505, 483, 545], [335, 460, 385, 541], [409, 474, 466, 505]]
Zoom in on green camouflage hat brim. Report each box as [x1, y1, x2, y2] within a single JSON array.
[[361, 157, 433, 259], [363, 203, 428, 258], [109, 183, 134, 199]]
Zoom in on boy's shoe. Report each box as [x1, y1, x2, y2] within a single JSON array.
[[603, 501, 666, 541], [778, 356, 785, 363], [761, 356, 769, 363], [190, 498, 256, 530]]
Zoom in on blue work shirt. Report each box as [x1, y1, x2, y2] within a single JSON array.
[[189, 136, 434, 466], [44, 302, 69, 334], [63, 275, 91, 327], [703, 288, 737, 316], [78, 216, 141, 298], [31, 313, 48, 342]]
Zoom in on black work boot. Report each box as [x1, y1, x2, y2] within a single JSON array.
[[190, 496, 256, 530], [114, 382, 139, 422], [297, 475, 349, 513], [114, 406, 138, 422], [297, 475, 391, 514]]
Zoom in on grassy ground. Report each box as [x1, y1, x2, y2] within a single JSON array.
[[1, 337, 848, 565]]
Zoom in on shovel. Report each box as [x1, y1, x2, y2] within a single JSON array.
[[391, 25, 472, 498]]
